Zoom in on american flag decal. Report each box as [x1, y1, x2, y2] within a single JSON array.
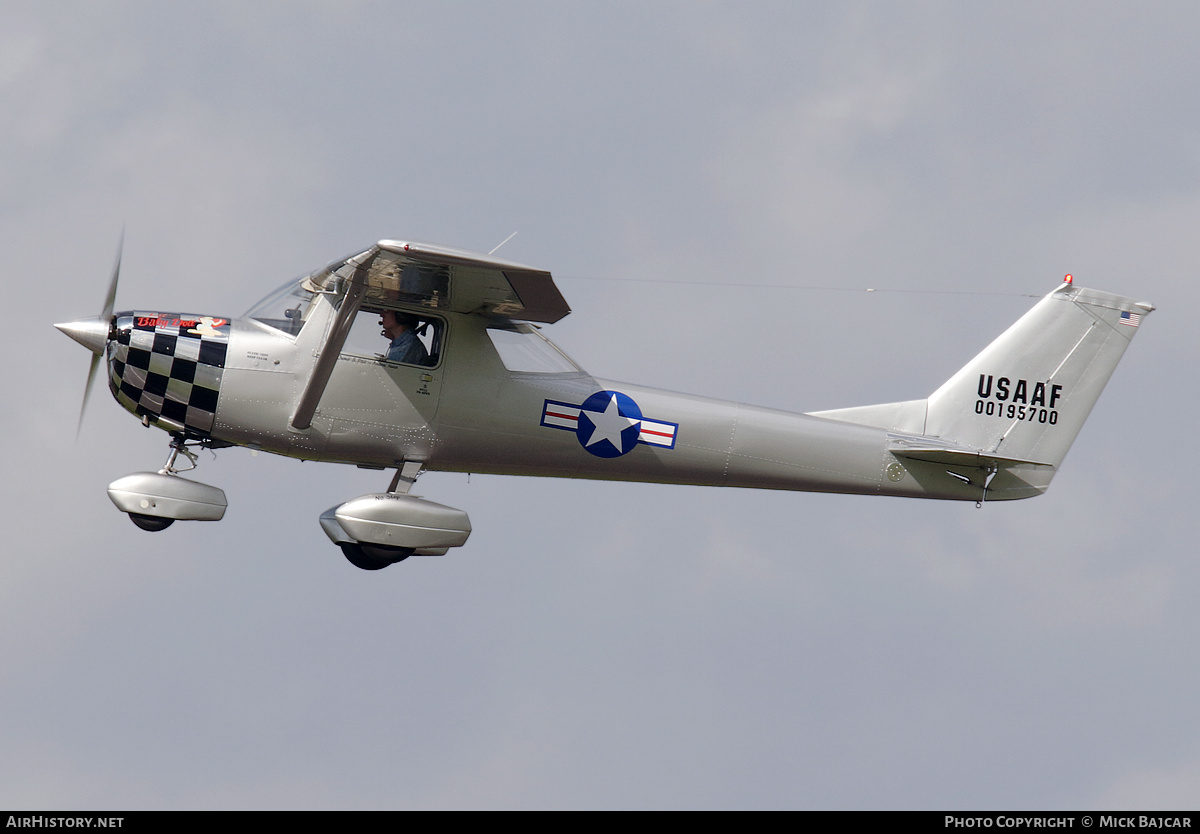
[[1120, 311, 1141, 327]]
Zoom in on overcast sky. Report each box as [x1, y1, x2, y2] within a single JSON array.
[[3, 1, 1196, 810]]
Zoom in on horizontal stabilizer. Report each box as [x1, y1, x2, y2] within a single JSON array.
[[887, 437, 1053, 471], [887, 435, 1057, 501]]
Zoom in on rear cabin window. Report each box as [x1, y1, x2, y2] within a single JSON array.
[[487, 326, 580, 374]]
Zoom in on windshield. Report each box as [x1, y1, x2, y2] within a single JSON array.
[[245, 279, 318, 336]]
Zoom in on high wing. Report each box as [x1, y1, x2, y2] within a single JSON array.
[[290, 240, 570, 430], [309, 240, 571, 323]]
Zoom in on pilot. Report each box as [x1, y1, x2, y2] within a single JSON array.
[[380, 310, 429, 365]]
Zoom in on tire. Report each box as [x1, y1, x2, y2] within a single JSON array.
[[129, 513, 174, 532], [358, 542, 414, 563], [340, 542, 413, 570]]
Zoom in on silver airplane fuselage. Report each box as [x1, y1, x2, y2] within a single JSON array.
[[217, 303, 959, 497]]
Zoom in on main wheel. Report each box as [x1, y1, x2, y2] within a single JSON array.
[[340, 542, 414, 570], [129, 513, 174, 532]]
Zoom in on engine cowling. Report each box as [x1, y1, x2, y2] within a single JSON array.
[[108, 312, 230, 438]]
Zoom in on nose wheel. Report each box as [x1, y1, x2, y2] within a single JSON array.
[[109, 436, 227, 531], [123, 439, 200, 530]]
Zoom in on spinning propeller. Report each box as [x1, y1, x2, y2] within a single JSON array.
[[55, 231, 123, 437]]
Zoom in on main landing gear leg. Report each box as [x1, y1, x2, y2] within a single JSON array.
[[337, 461, 425, 570]]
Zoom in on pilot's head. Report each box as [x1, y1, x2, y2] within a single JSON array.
[[380, 310, 418, 340]]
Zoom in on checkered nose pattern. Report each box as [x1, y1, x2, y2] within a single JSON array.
[[107, 312, 230, 438]]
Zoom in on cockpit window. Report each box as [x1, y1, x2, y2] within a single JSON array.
[[245, 279, 318, 336], [342, 308, 444, 368], [487, 325, 580, 373]]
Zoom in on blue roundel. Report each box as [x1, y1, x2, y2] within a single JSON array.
[[576, 390, 643, 458]]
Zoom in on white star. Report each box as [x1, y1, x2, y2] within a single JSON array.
[[583, 394, 639, 451]]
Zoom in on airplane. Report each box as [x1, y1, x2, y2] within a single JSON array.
[[55, 239, 1154, 570]]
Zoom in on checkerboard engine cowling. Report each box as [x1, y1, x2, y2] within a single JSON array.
[[108, 313, 229, 437]]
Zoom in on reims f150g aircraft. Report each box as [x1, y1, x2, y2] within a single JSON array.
[[56, 239, 1153, 570]]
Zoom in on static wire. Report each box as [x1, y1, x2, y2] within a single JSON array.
[[566, 274, 1041, 298]]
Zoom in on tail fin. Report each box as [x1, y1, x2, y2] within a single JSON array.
[[810, 280, 1153, 496], [924, 281, 1152, 467]]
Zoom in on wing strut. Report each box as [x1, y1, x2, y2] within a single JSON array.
[[289, 248, 378, 431]]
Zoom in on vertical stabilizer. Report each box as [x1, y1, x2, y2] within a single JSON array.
[[924, 281, 1152, 467]]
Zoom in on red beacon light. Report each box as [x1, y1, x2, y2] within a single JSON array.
[[1064, 274, 1074, 284]]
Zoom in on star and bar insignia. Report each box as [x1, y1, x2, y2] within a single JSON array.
[[541, 390, 678, 458]]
